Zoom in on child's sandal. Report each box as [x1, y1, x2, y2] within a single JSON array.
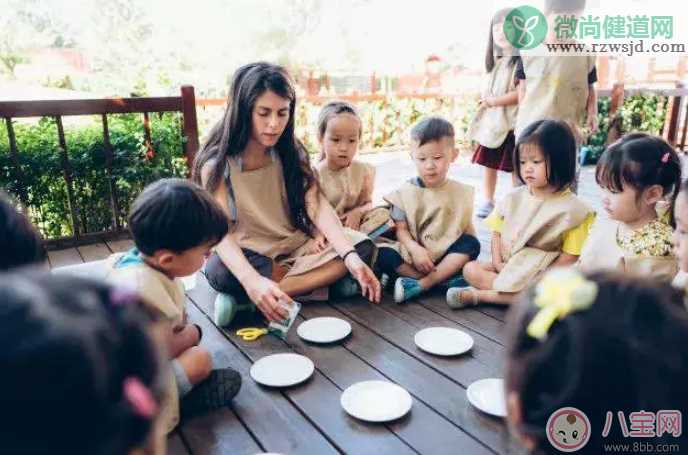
[[446, 287, 479, 309]]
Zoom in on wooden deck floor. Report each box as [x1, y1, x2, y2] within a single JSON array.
[[50, 157, 606, 455]]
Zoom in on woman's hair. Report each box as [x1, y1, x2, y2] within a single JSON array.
[[192, 62, 318, 234], [485, 8, 520, 73], [0, 191, 47, 271], [0, 272, 163, 455], [514, 120, 577, 191], [316, 100, 362, 161], [596, 133, 682, 226], [128, 178, 229, 255], [506, 271, 688, 454]]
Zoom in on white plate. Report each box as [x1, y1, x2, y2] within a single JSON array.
[[340, 380, 413, 422], [414, 327, 474, 356], [250, 353, 314, 388], [297, 317, 352, 343], [466, 378, 507, 418]]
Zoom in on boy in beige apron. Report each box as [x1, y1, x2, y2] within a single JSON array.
[[447, 119, 595, 307], [375, 117, 481, 303]]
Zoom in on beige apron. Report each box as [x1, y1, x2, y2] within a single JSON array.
[[514, 55, 596, 138], [578, 218, 678, 282], [382, 179, 475, 263], [467, 57, 518, 148], [494, 187, 592, 292], [315, 160, 391, 235], [227, 154, 368, 278]]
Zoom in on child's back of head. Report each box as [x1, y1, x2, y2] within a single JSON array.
[[129, 178, 229, 256], [0, 191, 47, 271], [0, 271, 163, 455], [506, 269, 688, 453]]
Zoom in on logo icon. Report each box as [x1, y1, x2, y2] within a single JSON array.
[[504, 5, 548, 49], [546, 407, 591, 452]]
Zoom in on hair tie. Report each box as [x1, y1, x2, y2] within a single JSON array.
[[661, 152, 671, 163], [527, 269, 598, 340], [123, 377, 157, 418]]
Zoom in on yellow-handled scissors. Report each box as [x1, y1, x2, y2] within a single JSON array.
[[236, 327, 268, 341]]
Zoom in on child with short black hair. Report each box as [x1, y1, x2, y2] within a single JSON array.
[[104, 178, 240, 433], [0, 271, 165, 455], [505, 269, 688, 453], [377, 116, 480, 303], [578, 134, 681, 281], [448, 120, 594, 307], [0, 190, 47, 271]]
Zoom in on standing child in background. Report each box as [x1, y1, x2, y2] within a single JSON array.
[[314, 101, 391, 241], [0, 272, 166, 455], [104, 178, 241, 434], [448, 120, 594, 307], [376, 117, 481, 303], [578, 134, 680, 281], [467, 7, 520, 218], [505, 269, 688, 453], [0, 190, 47, 271], [514, 0, 598, 161]]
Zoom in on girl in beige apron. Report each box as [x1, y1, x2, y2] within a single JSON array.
[[193, 63, 381, 326], [578, 134, 681, 282], [447, 120, 594, 307], [313, 101, 391, 242], [467, 7, 520, 219]]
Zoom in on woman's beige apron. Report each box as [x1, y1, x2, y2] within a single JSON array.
[[382, 179, 475, 263], [315, 160, 390, 235], [577, 218, 678, 282], [467, 57, 518, 148], [494, 187, 592, 292], [227, 154, 368, 278]]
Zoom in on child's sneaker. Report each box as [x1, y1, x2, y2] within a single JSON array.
[[394, 277, 424, 303], [213, 293, 255, 327], [439, 274, 468, 289], [446, 287, 479, 309], [476, 200, 494, 219], [331, 275, 360, 298], [180, 367, 242, 417]]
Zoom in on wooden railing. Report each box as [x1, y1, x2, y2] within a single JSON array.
[[0, 85, 199, 249]]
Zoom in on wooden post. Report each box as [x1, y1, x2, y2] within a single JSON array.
[[665, 82, 684, 147], [370, 72, 377, 95], [4, 117, 28, 205], [609, 82, 625, 116], [180, 85, 199, 176], [101, 114, 121, 230], [55, 116, 81, 240]]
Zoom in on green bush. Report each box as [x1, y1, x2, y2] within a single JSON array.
[[0, 113, 187, 239]]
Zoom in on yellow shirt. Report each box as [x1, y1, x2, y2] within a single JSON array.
[[485, 209, 595, 256]]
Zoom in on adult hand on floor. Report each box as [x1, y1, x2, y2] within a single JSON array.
[[246, 275, 291, 322], [344, 253, 381, 304]]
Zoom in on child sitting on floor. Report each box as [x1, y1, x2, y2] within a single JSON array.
[[376, 116, 480, 303], [0, 190, 47, 271], [447, 119, 595, 307], [578, 134, 680, 282], [104, 178, 241, 433], [313, 101, 391, 241], [505, 269, 688, 453], [0, 271, 166, 455]]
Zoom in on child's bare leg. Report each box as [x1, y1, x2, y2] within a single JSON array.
[[463, 261, 498, 290], [418, 253, 470, 290], [169, 324, 201, 358], [484, 167, 498, 202], [176, 345, 213, 386], [469, 289, 516, 305], [278, 259, 348, 297]]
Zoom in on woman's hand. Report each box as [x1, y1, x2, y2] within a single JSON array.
[[344, 253, 381, 303], [410, 245, 435, 275], [244, 275, 291, 322], [340, 208, 363, 230]]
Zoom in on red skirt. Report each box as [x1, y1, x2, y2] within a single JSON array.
[[471, 130, 515, 172]]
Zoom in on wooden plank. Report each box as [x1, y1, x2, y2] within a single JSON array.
[[0, 97, 183, 118], [181, 85, 200, 169], [184, 299, 340, 455], [187, 278, 417, 455], [167, 432, 190, 455], [77, 242, 112, 262], [106, 238, 135, 253], [299, 303, 522, 454], [47, 247, 83, 269]]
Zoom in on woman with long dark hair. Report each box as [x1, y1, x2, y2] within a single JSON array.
[[194, 62, 380, 324]]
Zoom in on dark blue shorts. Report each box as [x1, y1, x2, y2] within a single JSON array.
[[376, 233, 480, 274]]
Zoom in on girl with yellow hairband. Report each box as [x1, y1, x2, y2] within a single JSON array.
[[504, 269, 688, 453]]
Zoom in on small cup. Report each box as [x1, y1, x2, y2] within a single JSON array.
[[268, 300, 301, 339]]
